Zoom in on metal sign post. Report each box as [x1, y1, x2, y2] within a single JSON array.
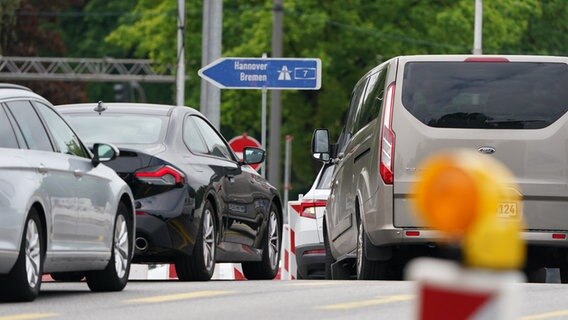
[[261, 54, 268, 177]]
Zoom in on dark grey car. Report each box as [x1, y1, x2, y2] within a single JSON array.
[[57, 103, 283, 281]]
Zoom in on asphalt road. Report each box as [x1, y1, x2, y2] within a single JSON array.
[[2, 277, 568, 320]]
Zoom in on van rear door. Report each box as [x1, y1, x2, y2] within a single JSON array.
[[392, 56, 568, 231]]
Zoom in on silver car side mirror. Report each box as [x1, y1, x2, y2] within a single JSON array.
[[92, 143, 120, 167]]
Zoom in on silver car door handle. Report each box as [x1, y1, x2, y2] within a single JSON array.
[[38, 164, 48, 174], [74, 170, 85, 178]]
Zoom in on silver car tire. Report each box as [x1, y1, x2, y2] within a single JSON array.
[[86, 202, 131, 292], [0, 208, 44, 302], [242, 203, 281, 280]]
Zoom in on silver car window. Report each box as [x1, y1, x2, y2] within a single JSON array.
[[0, 105, 19, 149], [35, 102, 89, 158], [6, 101, 53, 152]]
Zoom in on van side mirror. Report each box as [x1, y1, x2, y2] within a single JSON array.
[[311, 129, 330, 162]]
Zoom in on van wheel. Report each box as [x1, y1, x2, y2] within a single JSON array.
[[86, 203, 131, 292], [176, 201, 216, 281], [0, 208, 44, 302], [323, 222, 335, 280], [356, 219, 386, 280], [243, 203, 281, 280]]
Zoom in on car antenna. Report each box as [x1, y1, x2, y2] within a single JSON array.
[[94, 101, 107, 115]]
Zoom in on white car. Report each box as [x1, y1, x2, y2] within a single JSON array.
[[0, 84, 135, 301], [294, 164, 334, 279]]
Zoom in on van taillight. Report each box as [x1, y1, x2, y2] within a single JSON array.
[[135, 165, 185, 186], [380, 83, 396, 185]]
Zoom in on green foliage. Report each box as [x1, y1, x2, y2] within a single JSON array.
[[13, 0, 566, 195]]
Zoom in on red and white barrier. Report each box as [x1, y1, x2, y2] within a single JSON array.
[[407, 258, 524, 320]]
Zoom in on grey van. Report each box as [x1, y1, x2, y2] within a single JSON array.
[[312, 55, 568, 280]]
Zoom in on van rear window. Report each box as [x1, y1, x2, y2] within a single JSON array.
[[402, 62, 568, 129]]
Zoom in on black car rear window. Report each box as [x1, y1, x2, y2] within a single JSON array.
[[65, 114, 168, 144], [402, 62, 568, 129]]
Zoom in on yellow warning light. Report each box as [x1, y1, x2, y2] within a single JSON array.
[[411, 150, 525, 269]]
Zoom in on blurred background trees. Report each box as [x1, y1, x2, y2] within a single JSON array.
[[2, 0, 567, 196]]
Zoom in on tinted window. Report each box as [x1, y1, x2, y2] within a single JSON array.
[[355, 68, 387, 132], [0, 105, 19, 148], [183, 116, 208, 154], [192, 117, 233, 160], [345, 79, 368, 135], [402, 62, 568, 129], [65, 114, 167, 144], [35, 103, 89, 158], [7, 101, 53, 151], [316, 165, 335, 190]]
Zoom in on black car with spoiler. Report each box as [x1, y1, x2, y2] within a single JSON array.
[[56, 102, 283, 281]]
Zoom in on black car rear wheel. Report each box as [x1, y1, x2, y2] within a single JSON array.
[[176, 200, 216, 281], [242, 203, 281, 280], [0, 208, 44, 302]]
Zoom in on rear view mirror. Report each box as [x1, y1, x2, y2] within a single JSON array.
[[92, 143, 119, 166], [243, 147, 265, 165], [311, 129, 330, 162]]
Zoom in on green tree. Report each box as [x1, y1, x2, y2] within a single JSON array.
[[100, 0, 561, 196]]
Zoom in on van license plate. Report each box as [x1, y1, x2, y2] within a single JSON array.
[[497, 202, 518, 218]]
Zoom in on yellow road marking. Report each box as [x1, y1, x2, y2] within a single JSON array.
[[285, 281, 341, 287], [522, 310, 568, 320], [0, 313, 59, 320], [124, 290, 234, 304], [319, 295, 414, 310]]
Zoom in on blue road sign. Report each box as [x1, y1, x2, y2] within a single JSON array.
[[198, 57, 321, 90]]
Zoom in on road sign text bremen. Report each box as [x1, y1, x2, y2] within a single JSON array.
[[229, 134, 263, 171], [198, 57, 321, 90]]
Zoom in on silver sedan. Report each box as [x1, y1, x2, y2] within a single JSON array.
[[0, 84, 135, 301]]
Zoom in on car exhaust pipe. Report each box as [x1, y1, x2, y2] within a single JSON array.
[[135, 237, 149, 252]]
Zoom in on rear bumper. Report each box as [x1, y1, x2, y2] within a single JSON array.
[[368, 226, 568, 248], [295, 244, 327, 279], [133, 212, 198, 263]]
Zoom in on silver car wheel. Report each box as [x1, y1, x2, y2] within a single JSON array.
[[268, 211, 279, 269], [113, 215, 129, 279], [25, 219, 41, 288], [202, 209, 215, 272], [356, 221, 363, 277]]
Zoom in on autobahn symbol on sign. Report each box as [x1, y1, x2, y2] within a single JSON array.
[[229, 134, 263, 171], [198, 57, 321, 90]]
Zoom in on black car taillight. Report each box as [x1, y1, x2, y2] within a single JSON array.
[[134, 165, 185, 186]]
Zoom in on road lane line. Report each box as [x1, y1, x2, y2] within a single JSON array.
[[522, 310, 568, 320], [0, 313, 59, 320], [285, 281, 342, 287], [124, 290, 234, 304], [318, 295, 414, 310]]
